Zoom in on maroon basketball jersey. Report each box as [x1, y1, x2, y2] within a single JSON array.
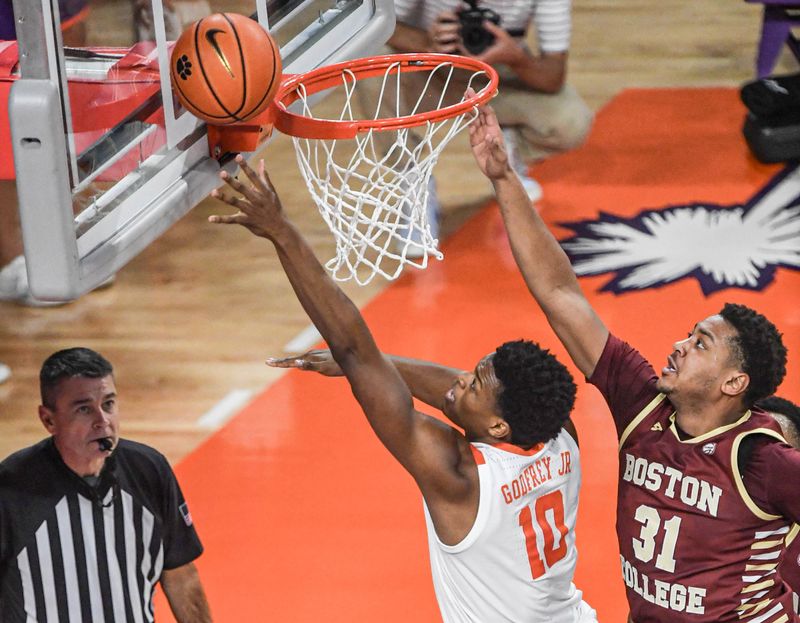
[[591, 335, 799, 623], [782, 528, 800, 613]]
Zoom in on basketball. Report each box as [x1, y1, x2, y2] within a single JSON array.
[[170, 13, 282, 125]]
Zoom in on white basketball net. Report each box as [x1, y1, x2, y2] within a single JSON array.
[[289, 61, 490, 285]]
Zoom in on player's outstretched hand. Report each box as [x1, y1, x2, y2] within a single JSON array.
[[266, 349, 344, 377], [467, 93, 510, 180], [209, 155, 286, 238]]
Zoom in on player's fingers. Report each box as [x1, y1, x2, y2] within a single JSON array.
[[468, 120, 482, 143], [234, 155, 269, 193], [258, 159, 276, 191], [481, 102, 500, 129], [211, 189, 251, 211], [257, 159, 272, 189], [266, 356, 313, 370], [236, 156, 274, 197], [265, 356, 300, 368], [208, 211, 247, 226], [220, 171, 261, 204]]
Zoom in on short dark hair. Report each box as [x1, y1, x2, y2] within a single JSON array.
[[756, 395, 800, 430], [719, 303, 787, 407], [40, 348, 114, 408], [492, 340, 576, 447]]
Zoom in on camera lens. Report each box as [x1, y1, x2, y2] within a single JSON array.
[[458, 7, 495, 55]]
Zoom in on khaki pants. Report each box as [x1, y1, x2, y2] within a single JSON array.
[[356, 47, 594, 163]]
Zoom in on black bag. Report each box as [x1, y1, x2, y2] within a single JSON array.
[[742, 111, 800, 163]]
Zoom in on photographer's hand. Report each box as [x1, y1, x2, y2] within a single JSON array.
[[477, 21, 568, 93], [475, 21, 527, 66], [429, 11, 463, 54]]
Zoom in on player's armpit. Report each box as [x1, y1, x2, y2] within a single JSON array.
[[543, 289, 608, 378], [342, 355, 470, 484]]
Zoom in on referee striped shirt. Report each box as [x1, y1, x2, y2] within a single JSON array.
[[394, 0, 572, 52], [0, 438, 203, 623]]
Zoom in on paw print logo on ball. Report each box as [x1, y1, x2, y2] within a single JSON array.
[[176, 55, 193, 80]]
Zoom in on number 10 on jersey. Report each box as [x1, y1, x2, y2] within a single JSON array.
[[518, 490, 569, 579]]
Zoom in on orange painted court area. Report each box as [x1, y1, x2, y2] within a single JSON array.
[[157, 89, 799, 621]]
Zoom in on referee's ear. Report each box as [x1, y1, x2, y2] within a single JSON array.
[[39, 405, 56, 433]]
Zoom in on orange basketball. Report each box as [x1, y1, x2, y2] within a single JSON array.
[[170, 13, 282, 125]]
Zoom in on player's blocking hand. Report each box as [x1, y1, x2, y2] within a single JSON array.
[[267, 350, 344, 377], [467, 95, 510, 180], [208, 155, 286, 238]]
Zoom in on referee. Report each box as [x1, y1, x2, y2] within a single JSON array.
[[0, 348, 212, 622]]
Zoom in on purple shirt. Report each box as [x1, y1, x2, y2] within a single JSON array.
[[0, 0, 88, 40]]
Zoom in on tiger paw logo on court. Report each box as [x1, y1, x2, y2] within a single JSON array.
[[559, 164, 800, 296]]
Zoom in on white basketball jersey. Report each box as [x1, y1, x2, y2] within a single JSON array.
[[424, 428, 585, 623]]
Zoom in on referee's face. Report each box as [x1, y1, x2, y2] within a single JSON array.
[[38, 374, 120, 476]]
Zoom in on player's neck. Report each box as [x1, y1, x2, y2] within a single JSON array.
[[673, 399, 749, 437], [468, 432, 512, 447]]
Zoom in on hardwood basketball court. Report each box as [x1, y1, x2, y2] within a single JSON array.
[[1, 1, 798, 620]]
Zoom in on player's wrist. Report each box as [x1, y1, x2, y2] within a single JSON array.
[[262, 215, 295, 243], [491, 166, 519, 186]]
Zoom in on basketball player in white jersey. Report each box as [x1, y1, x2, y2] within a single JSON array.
[[208, 157, 598, 623]]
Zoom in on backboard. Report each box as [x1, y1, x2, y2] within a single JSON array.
[[5, 0, 395, 301]]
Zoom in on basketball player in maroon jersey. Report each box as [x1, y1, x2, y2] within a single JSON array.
[[467, 100, 800, 622], [758, 396, 800, 614]]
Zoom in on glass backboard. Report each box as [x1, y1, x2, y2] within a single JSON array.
[[5, 0, 394, 300]]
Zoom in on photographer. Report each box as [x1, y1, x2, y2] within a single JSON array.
[[361, 0, 592, 250]]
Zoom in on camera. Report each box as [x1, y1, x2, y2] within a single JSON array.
[[457, 0, 501, 55]]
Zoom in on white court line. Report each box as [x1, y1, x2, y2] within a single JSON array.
[[284, 324, 323, 354], [196, 389, 255, 429]]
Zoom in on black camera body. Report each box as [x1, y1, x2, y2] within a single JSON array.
[[457, 0, 501, 55]]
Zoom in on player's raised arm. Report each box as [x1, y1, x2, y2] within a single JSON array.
[[468, 100, 608, 377], [209, 157, 470, 495], [269, 349, 464, 412]]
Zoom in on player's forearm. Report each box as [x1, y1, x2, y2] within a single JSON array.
[[270, 220, 379, 366], [493, 172, 581, 307], [492, 171, 607, 375], [389, 356, 461, 409], [388, 22, 432, 53], [270, 222, 425, 466], [161, 563, 212, 623]]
